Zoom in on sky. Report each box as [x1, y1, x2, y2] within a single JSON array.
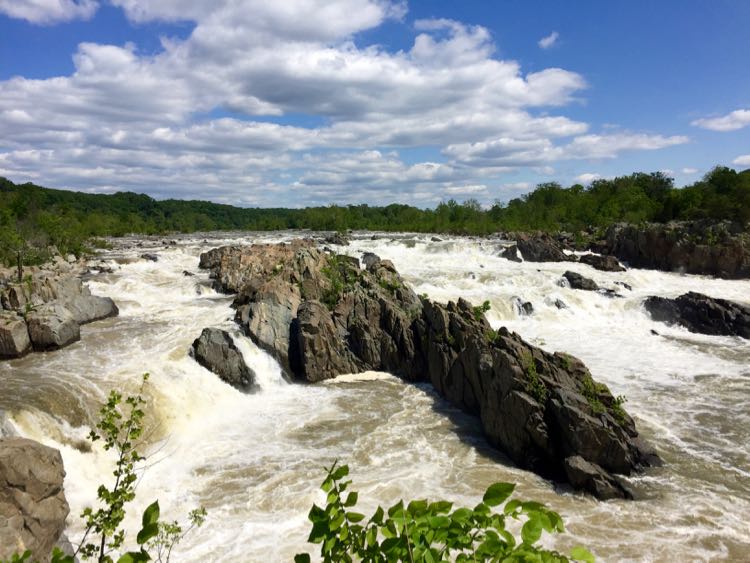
[[0, 0, 749, 208]]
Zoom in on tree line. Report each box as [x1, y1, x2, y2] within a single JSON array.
[[1, 166, 748, 266]]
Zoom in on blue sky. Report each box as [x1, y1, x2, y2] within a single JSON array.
[[0, 0, 748, 207]]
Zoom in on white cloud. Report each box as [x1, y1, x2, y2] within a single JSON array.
[[692, 109, 750, 132], [0, 0, 692, 205], [681, 167, 698, 174], [538, 31, 559, 49], [575, 173, 600, 184], [660, 169, 675, 177], [0, 0, 98, 24], [733, 155, 750, 167]]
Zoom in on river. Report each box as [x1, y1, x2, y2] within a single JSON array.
[[1, 232, 749, 561]]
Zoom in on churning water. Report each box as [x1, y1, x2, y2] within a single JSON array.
[[1, 232, 749, 561]]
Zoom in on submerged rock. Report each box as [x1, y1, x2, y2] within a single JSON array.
[[200, 241, 660, 499], [0, 438, 70, 561], [644, 292, 750, 338], [192, 328, 257, 391], [511, 296, 534, 316], [140, 253, 159, 262]]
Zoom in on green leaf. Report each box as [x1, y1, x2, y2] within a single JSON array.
[[294, 554, 311, 563], [142, 501, 160, 527], [136, 522, 159, 545], [117, 551, 150, 563], [344, 492, 358, 507], [483, 482, 515, 507], [570, 546, 596, 562], [521, 516, 544, 545], [429, 500, 453, 514], [331, 464, 350, 481], [347, 511, 366, 523]]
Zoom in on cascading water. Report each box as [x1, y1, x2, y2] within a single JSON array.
[[1, 232, 749, 561]]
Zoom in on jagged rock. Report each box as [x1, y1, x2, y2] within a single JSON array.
[[511, 297, 534, 316], [615, 281, 633, 291], [140, 253, 159, 262], [516, 234, 571, 263], [431, 236, 443, 242], [547, 298, 567, 309], [26, 303, 80, 351], [579, 254, 625, 272], [0, 438, 70, 561], [562, 271, 599, 291], [200, 242, 659, 499], [644, 292, 750, 338], [0, 313, 31, 359], [191, 328, 256, 390], [500, 245, 522, 262], [603, 221, 750, 279], [183, 270, 195, 277], [564, 456, 632, 500]]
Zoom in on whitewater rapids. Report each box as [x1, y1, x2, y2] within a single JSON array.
[[1, 232, 749, 561]]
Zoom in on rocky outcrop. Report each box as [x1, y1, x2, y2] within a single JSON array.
[[644, 292, 750, 338], [0, 312, 31, 359], [0, 271, 118, 358], [562, 271, 599, 291], [192, 328, 257, 390], [603, 222, 750, 279], [26, 303, 81, 351], [0, 438, 70, 561], [200, 241, 659, 498], [323, 232, 350, 246], [579, 254, 625, 272]]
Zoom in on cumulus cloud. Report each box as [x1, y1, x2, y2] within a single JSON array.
[[0, 0, 691, 205], [692, 109, 750, 132], [575, 173, 600, 184], [0, 0, 98, 24], [681, 167, 698, 174], [733, 155, 750, 167], [538, 31, 559, 49]]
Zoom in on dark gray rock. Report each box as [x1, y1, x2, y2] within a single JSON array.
[[562, 271, 599, 291], [26, 304, 80, 351], [62, 293, 118, 325], [564, 456, 632, 500], [140, 253, 159, 262], [603, 221, 750, 279], [517, 235, 570, 263], [0, 438, 70, 561], [324, 232, 350, 246], [579, 254, 625, 272], [644, 292, 750, 338], [500, 245, 522, 262], [511, 297, 534, 316], [192, 328, 257, 391]]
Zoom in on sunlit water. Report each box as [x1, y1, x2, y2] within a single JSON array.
[[1, 232, 749, 561]]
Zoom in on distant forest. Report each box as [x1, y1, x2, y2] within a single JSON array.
[[1, 166, 749, 265]]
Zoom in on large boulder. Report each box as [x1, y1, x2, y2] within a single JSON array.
[[500, 245, 522, 262], [603, 221, 750, 279], [191, 328, 256, 391], [200, 242, 660, 499], [0, 313, 31, 359], [62, 292, 119, 325], [26, 304, 80, 351], [644, 292, 750, 338], [0, 438, 70, 561]]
